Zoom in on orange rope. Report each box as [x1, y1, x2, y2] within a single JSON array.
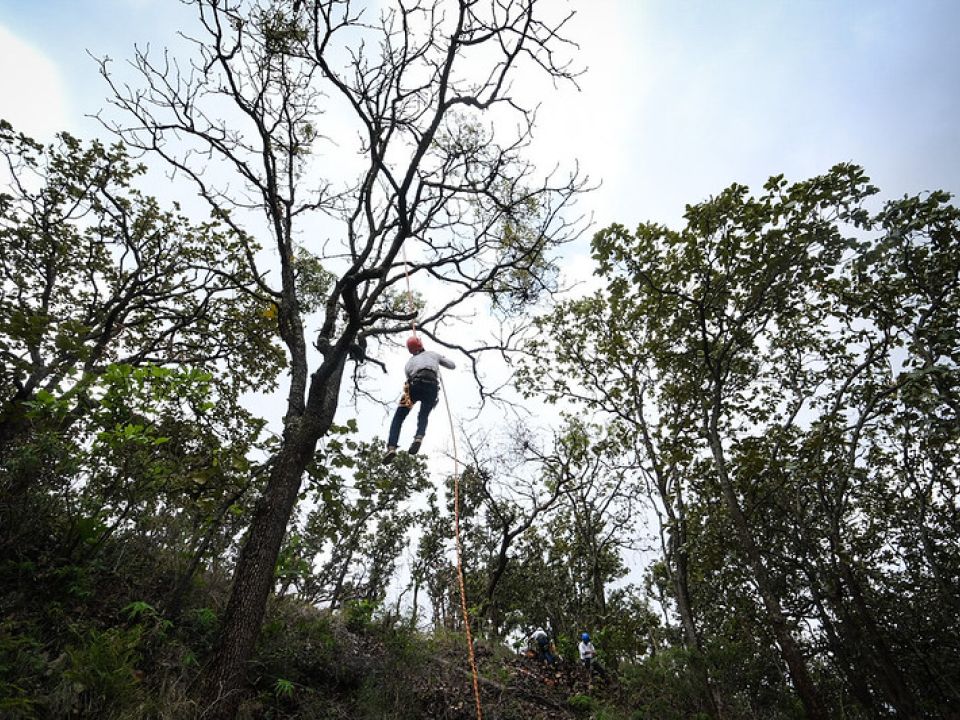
[[399, 243, 482, 720], [441, 375, 484, 720]]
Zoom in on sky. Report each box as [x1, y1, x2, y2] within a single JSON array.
[[4, 1, 959, 217], [3, 0, 959, 429]]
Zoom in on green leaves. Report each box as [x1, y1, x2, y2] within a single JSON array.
[[62, 626, 143, 714], [273, 677, 295, 697], [292, 246, 335, 314], [0, 121, 283, 456], [525, 165, 960, 714]]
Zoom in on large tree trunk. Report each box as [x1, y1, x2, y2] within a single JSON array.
[[705, 408, 827, 720], [200, 416, 323, 717], [200, 344, 346, 719]]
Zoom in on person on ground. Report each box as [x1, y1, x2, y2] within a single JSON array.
[[578, 632, 606, 677], [529, 627, 557, 665], [578, 632, 596, 669], [383, 335, 455, 463]]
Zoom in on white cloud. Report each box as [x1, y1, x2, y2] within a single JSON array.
[[0, 24, 70, 140]]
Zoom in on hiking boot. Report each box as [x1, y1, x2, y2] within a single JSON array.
[[382, 447, 397, 464], [408, 437, 423, 455]]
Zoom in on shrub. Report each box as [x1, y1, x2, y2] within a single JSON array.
[[60, 626, 143, 717], [568, 692, 595, 711], [342, 599, 377, 633], [0, 621, 45, 719]]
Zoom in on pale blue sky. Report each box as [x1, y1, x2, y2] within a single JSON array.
[[3, 0, 958, 226], [2, 0, 959, 425], [616, 1, 960, 212]]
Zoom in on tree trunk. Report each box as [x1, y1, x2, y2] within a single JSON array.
[[483, 530, 513, 636], [197, 290, 351, 717], [670, 530, 725, 719], [806, 568, 878, 714], [590, 553, 607, 618], [640, 413, 724, 718], [647, 626, 659, 656], [410, 575, 420, 629], [705, 415, 827, 720], [200, 427, 313, 713], [329, 545, 357, 610], [838, 557, 920, 716], [199, 412, 328, 718]]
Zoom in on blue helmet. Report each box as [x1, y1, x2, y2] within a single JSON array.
[[581, 632, 590, 642]]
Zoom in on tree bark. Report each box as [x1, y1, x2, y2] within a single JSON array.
[[199, 417, 322, 716], [200, 349, 346, 718], [704, 409, 827, 720]]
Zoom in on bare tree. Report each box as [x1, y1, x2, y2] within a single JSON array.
[[96, 0, 585, 713]]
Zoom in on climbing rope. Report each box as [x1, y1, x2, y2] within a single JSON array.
[[441, 375, 484, 720], [399, 244, 483, 720]]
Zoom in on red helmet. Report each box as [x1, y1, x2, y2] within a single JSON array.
[[406, 336, 424, 354]]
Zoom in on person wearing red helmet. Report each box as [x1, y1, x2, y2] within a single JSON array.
[[383, 335, 455, 463]]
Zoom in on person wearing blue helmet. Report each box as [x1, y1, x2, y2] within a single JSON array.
[[578, 632, 596, 669]]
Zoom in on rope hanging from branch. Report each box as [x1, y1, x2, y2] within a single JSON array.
[[400, 243, 483, 720]]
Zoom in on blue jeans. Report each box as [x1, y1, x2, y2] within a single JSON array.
[[387, 378, 439, 447]]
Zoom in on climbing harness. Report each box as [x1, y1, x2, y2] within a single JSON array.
[[400, 242, 483, 720]]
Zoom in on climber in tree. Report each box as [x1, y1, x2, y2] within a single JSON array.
[[383, 336, 455, 463]]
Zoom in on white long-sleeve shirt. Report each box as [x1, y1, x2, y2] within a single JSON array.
[[405, 350, 455, 378], [578, 641, 596, 660]]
